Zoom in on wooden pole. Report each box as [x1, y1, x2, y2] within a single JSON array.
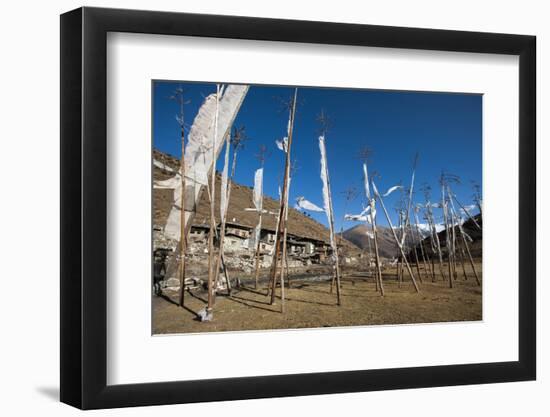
[[429, 207, 446, 281], [334, 188, 357, 291], [449, 193, 481, 286], [403, 157, 422, 282], [175, 91, 188, 308], [410, 222, 423, 283], [375, 186, 420, 292], [267, 201, 282, 297], [371, 215, 384, 296], [321, 138, 342, 306], [452, 193, 481, 230], [229, 146, 242, 289], [457, 237, 468, 280], [214, 134, 232, 297], [269, 88, 298, 305], [413, 208, 431, 281], [366, 225, 377, 291], [285, 242, 291, 288], [362, 163, 383, 295], [422, 237, 431, 279], [431, 251, 436, 281], [397, 212, 405, 288], [206, 85, 220, 314], [423, 208, 438, 281], [279, 169, 293, 310], [461, 232, 481, 286], [441, 184, 453, 289], [214, 127, 245, 293], [253, 214, 263, 289], [279, 205, 289, 313], [451, 211, 458, 280]]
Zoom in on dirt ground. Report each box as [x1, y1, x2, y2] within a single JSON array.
[[153, 263, 482, 334]]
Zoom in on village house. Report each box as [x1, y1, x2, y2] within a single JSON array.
[[189, 224, 210, 240], [251, 229, 276, 253], [286, 237, 307, 255], [221, 221, 251, 251]]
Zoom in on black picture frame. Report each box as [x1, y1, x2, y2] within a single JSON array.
[[60, 6, 536, 410]]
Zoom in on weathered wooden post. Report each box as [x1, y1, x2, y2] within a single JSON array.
[[205, 84, 221, 319], [413, 205, 431, 281], [449, 190, 481, 286], [251, 145, 268, 289], [362, 162, 384, 295], [440, 178, 453, 289], [213, 132, 232, 297], [373, 182, 420, 293], [318, 114, 343, 305], [269, 88, 298, 309], [169, 85, 189, 308]]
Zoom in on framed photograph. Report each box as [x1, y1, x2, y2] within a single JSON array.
[[60, 6, 536, 409]]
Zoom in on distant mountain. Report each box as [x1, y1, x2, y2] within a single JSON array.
[[341, 214, 481, 261], [341, 224, 399, 259]]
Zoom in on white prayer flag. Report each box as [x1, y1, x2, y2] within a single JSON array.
[[319, 135, 335, 249], [253, 168, 264, 212], [295, 196, 324, 212]]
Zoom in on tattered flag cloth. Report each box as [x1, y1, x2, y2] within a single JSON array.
[[344, 214, 368, 222], [461, 204, 477, 215], [153, 159, 177, 174], [247, 168, 264, 249], [245, 208, 273, 213], [360, 162, 378, 225], [160, 84, 249, 242], [319, 135, 335, 249], [382, 185, 403, 197], [219, 136, 231, 220], [295, 196, 324, 212], [275, 112, 292, 153], [363, 163, 371, 199], [253, 168, 264, 212], [253, 223, 261, 249], [275, 137, 288, 153], [184, 85, 248, 185], [345, 205, 376, 223], [373, 182, 403, 198]]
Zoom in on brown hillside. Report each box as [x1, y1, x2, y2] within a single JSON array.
[[153, 149, 360, 254]]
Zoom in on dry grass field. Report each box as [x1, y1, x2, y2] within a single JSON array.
[[153, 263, 482, 334]]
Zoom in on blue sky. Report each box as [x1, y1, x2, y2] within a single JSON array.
[[153, 81, 482, 231]]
